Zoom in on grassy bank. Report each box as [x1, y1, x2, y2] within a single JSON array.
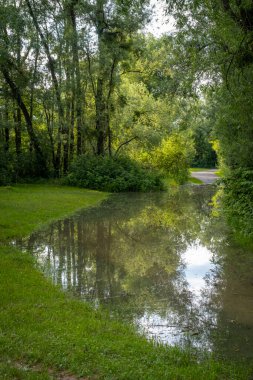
[[0, 185, 251, 379], [0, 185, 108, 241]]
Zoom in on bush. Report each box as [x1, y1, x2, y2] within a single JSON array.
[[0, 150, 50, 186], [152, 134, 195, 184], [64, 155, 164, 192], [222, 169, 253, 236]]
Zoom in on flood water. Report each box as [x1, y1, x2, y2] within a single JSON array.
[[19, 186, 253, 359]]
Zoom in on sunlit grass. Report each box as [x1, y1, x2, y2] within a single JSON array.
[[0, 184, 107, 241], [188, 176, 203, 184], [190, 167, 216, 172]]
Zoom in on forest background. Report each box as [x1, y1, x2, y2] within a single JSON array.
[[0, 0, 252, 234]]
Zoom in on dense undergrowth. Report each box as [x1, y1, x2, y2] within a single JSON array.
[[65, 155, 164, 192], [222, 169, 253, 237], [0, 150, 49, 186]]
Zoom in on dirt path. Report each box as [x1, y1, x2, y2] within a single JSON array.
[[191, 169, 219, 184]]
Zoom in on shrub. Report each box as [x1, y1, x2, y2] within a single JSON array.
[[64, 155, 164, 192], [222, 169, 253, 236], [0, 151, 14, 186], [0, 150, 50, 185], [152, 134, 195, 184]]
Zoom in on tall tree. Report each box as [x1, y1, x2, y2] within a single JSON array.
[[166, 0, 253, 170], [0, 0, 47, 173], [86, 0, 150, 155], [66, 0, 84, 156], [25, 0, 69, 174]]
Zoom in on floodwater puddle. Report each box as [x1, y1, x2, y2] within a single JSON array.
[[16, 186, 253, 359]]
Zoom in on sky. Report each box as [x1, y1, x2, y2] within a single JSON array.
[[144, 0, 176, 37]]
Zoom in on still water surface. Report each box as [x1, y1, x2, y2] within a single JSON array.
[[20, 186, 253, 359]]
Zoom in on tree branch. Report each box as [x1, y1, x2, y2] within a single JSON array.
[[114, 136, 138, 156]]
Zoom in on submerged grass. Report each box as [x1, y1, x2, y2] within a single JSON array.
[[0, 184, 252, 379]]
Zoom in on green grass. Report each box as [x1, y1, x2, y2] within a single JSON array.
[[0, 184, 252, 379], [188, 177, 204, 185], [0, 185, 108, 241], [190, 168, 216, 172]]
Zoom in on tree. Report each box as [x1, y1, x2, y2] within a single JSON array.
[[85, 0, 150, 155], [0, 0, 47, 175], [166, 0, 253, 170]]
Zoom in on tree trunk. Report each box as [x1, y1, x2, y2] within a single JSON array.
[[69, 93, 75, 161], [2, 67, 47, 173], [69, 0, 83, 155], [95, 0, 107, 155], [4, 127, 10, 152], [43, 101, 57, 171], [4, 100, 10, 152], [25, 0, 67, 175], [14, 107, 21, 156], [95, 77, 106, 155]]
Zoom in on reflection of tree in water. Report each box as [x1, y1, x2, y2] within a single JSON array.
[[197, 235, 253, 360], [27, 187, 211, 299], [20, 186, 253, 358]]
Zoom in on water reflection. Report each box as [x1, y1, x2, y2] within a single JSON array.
[[19, 187, 253, 359]]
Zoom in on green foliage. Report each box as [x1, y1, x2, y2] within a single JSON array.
[[65, 155, 164, 192], [222, 169, 253, 236], [0, 149, 51, 185], [211, 74, 253, 170], [151, 134, 195, 184], [133, 35, 179, 98], [0, 150, 14, 185], [112, 78, 170, 152], [191, 118, 217, 168]]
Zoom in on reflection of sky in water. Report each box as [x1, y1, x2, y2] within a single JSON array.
[[136, 241, 214, 345], [137, 312, 184, 346], [183, 242, 214, 295]]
